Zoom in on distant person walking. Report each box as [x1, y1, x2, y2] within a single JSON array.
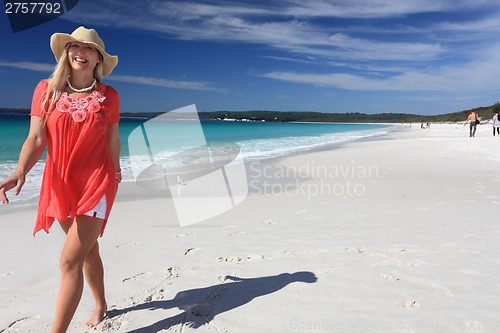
[[493, 111, 500, 136], [464, 111, 479, 137]]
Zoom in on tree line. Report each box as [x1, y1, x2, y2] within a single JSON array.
[[3, 103, 499, 123]]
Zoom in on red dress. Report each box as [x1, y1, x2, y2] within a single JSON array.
[[30, 80, 120, 236]]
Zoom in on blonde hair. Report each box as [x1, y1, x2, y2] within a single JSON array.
[[41, 44, 104, 119]]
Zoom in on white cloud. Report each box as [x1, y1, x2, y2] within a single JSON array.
[[0, 60, 54, 72], [436, 15, 500, 34], [0, 60, 225, 92], [60, 0, 500, 94], [107, 74, 226, 92], [62, 1, 446, 62], [263, 44, 500, 92], [144, 0, 500, 20]]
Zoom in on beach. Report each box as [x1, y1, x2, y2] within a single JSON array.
[[1, 123, 499, 332]]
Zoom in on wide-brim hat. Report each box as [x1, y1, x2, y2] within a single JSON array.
[[50, 26, 118, 77]]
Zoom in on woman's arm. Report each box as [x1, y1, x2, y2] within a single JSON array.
[[0, 116, 47, 204], [107, 122, 121, 183]]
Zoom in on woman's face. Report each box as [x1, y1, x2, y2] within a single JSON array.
[[67, 42, 100, 75]]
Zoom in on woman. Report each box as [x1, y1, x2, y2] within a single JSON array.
[[0, 27, 121, 332], [493, 111, 500, 136], [464, 110, 479, 137]]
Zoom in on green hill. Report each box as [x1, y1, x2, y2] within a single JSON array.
[[3, 102, 499, 123]]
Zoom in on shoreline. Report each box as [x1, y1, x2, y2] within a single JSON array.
[[1, 124, 499, 332], [1, 123, 398, 207]]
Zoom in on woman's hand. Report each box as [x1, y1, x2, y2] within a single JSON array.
[[0, 172, 26, 204], [116, 169, 122, 184], [1, 116, 47, 204]]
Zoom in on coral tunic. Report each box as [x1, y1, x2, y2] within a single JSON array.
[[30, 80, 120, 236]]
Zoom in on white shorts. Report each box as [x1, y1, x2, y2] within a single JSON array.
[[83, 195, 107, 219]]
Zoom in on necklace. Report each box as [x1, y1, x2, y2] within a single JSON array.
[[67, 78, 96, 92]]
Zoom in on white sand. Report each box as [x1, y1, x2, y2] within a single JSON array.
[[1, 123, 500, 332]]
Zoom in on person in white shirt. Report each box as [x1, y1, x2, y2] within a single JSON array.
[[493, 111, 500, 136]]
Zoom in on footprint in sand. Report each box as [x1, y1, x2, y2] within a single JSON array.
[[345, 247, 367, 254], [217, 256, 241, 263], [3, 315, 42, 331], [379, 273, 399, 281], [218, 275, 229, 283], [228, 231, 246, 237], [116, 242, 140, 248], [385, 248, 406, 252], [166, 267, 180, 280], [176, 232, 196, 238], [406, 262, 422, 269], [261, 218, 286, 225], [189, 303, 214, 317], [185, 247, 201, 255], [122, 272, 152, 283], [246, 255, 265, 261], [395, 299, 420, 309], [99, 316, 122, 331]]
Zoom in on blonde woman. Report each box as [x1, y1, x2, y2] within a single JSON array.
[[0, 27, 120, 332]]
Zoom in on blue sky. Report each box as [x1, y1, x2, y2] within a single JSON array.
[[2, 0, 500, 115]]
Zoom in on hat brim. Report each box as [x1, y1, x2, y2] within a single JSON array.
[[50, 32, 118, 77]]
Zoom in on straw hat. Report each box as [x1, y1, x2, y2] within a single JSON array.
[[50, 26, 118, 76]]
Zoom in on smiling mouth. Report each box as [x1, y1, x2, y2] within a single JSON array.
[[75, 57, 88, 63]]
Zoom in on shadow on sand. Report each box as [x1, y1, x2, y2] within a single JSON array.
[[106, 271, 317, 332]]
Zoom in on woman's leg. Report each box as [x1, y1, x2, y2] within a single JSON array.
[[83, 241, 107, 327], [52, 216, 104, 333]]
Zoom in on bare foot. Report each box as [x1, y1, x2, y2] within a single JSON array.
[[84, 305, 107, 328]]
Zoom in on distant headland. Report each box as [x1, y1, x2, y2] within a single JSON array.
[[2, 103, 499, 123]]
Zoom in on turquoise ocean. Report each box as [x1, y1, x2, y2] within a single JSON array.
[[0, 113, 394, 202]]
